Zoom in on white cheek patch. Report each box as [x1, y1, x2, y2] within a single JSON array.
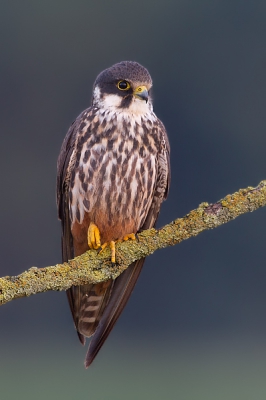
[[93, 85, 122, 110], [102, 94, 122, 109]]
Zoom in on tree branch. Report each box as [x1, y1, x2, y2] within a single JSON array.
[[0, 180, 265, 306]]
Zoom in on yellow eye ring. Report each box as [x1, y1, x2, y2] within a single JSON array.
[[117, 80, 131, 91]]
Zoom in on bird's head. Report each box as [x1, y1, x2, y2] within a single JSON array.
[[92, 61, 153, 114]]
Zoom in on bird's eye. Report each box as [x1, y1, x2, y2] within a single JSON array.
[[117, 80, 131, 90]]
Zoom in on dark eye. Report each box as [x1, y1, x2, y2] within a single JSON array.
[[117, 80, 131, 90]]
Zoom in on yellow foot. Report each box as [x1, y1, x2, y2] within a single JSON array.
[[88, 222, 101, 250], [99, 233, 136, 263], [123, 233, 136, 241], [110, 241, 116, 263], [100, 241, 116, 263]]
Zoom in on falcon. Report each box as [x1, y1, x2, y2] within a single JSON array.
[[57, 61, 170, 368]]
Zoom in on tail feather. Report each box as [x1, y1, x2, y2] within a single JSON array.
[[85, 258, 145, 368], [77, 280, 113, 338]]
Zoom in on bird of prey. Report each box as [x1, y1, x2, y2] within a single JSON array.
[[57, 61, 170, 368]]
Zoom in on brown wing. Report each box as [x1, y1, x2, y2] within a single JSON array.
[[57, 108, 98, 344], [84, 119, 170, 367]]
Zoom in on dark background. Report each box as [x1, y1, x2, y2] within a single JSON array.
[[1, 1, 266, 398]]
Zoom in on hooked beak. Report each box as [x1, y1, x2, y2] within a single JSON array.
[[133, 85, 149, 102]]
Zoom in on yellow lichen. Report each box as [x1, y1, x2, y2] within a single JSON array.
[[0, 180, 265, 306]]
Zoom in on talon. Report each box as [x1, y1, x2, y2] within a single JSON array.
[[110, 241, 116, 263], [96, 235, 134, 264], [88, 222, 101, 249], [98, 242, 114, 261], [123, 233, 136, 241], [100, 242, 108, 252]]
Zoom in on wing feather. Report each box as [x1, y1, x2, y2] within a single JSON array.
[[57, 108, 93, 344]]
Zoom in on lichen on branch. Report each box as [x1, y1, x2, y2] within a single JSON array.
[[0, 180, 265, 306]]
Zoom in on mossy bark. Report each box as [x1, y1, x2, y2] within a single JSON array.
[[0, 180, 265, 306]]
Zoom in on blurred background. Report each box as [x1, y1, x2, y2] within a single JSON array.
[[1, 0, 266, 398]]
